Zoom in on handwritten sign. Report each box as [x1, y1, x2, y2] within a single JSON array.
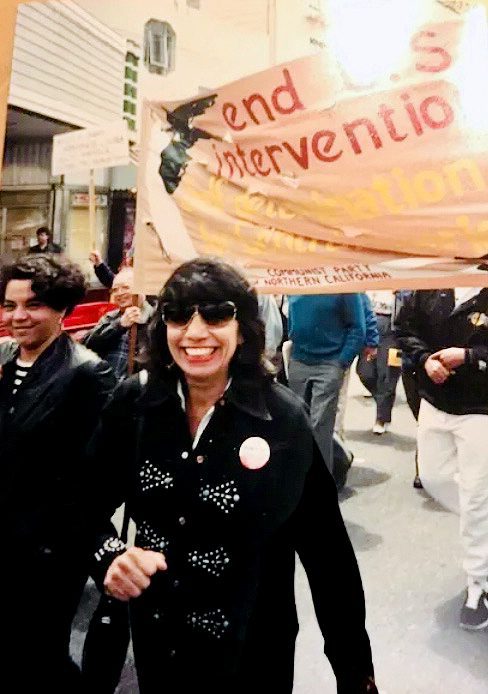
[[52, 120, 130, 175]]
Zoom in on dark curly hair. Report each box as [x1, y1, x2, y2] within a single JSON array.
[[146, 257, 274, 383], [0, 254, 86, 317]]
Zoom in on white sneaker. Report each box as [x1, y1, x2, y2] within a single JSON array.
[[372, 421, 388, 435]]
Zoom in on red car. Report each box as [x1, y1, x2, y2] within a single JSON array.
[[0, 301, 116, 342]]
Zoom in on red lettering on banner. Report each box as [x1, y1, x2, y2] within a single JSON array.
[[215, 89, 457, 181], [311, 130, 343, 162], [236, 144, 256, 176], [250, 149, 271, 176], [411, 31, 452, 73], [265, 145, 283, 173], [401, 93, 424, 135], [282, 137, 309, 169], [222, 103, 246, 131], [378, 104, 408, 142], [343, 118, 383, 155], [223, 151, 244, 177], [212, 144, 223, 177], [420, 95, 455, 130], [223, 69, 304, 131], [243, 93, 276, 126], [271, 68, 305, 115]]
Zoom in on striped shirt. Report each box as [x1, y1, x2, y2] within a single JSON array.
[[11, 359, 33, 396]]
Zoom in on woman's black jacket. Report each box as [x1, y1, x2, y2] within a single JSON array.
[[90, 371, 375, 693]]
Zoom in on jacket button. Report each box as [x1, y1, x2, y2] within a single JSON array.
[[181, 451, 189, 460], [173, 579, 180, 588], [169, 649, 176, 658], [178, 516, 186, 526]]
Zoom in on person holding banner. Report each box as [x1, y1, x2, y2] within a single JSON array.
[[82, 266, 154, 381], [89, 257, 377, 693], [0, 254, 115, 692]]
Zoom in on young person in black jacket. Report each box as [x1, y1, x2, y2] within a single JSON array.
[[396, 287, 488, 630], [29, 225, 62, 254], [89, 257, 377, 693], [0, 255, 116, 692]]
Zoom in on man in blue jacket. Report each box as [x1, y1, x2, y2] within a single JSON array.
[[287, 293, 366, 473]]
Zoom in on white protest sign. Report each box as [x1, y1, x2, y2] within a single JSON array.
[[52, 120, 130, 175]]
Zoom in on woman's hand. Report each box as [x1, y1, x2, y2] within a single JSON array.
[[104, 547, 167, 602]]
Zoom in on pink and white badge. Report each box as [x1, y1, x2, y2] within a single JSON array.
[[239, 437, 271, 470]]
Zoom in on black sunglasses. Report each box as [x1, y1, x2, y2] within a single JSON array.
[[161, 300, 237, 327]]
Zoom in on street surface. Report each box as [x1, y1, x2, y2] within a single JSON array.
[[71, 368, 488, 693]]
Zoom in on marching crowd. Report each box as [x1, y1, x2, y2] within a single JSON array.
[[1, 231, 487, 693]]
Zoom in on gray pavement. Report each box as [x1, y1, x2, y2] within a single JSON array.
[[71, 371, 488, 692], [294, 371, 488, 694]]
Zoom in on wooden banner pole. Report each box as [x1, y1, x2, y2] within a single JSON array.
[[88, 168, 96, 250]]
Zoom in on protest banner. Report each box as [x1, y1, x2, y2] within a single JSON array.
[[2, 1, 488, 293], [133, 8, 488, 293]]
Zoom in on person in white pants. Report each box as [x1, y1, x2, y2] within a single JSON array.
[[397, 286, 488, 630]]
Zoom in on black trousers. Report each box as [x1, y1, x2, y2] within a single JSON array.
[[401, 370, 421, 421], [4, 549, 87, 693], [357, 314, 401, 423]]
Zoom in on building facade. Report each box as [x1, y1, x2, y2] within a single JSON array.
[[2, 0, 126, 276]]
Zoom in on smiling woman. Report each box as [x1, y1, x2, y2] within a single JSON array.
[[88, 256, 377, 694]]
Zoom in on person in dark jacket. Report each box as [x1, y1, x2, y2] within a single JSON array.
[[82, 266, 154, 380], [396, 287, 488, 630], [29, 225, 62, 254], [0, 254, 116, 692], [89, 258, 377, 694]]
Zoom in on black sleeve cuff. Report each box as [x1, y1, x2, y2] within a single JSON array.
[[91, 535, 126, 591]]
